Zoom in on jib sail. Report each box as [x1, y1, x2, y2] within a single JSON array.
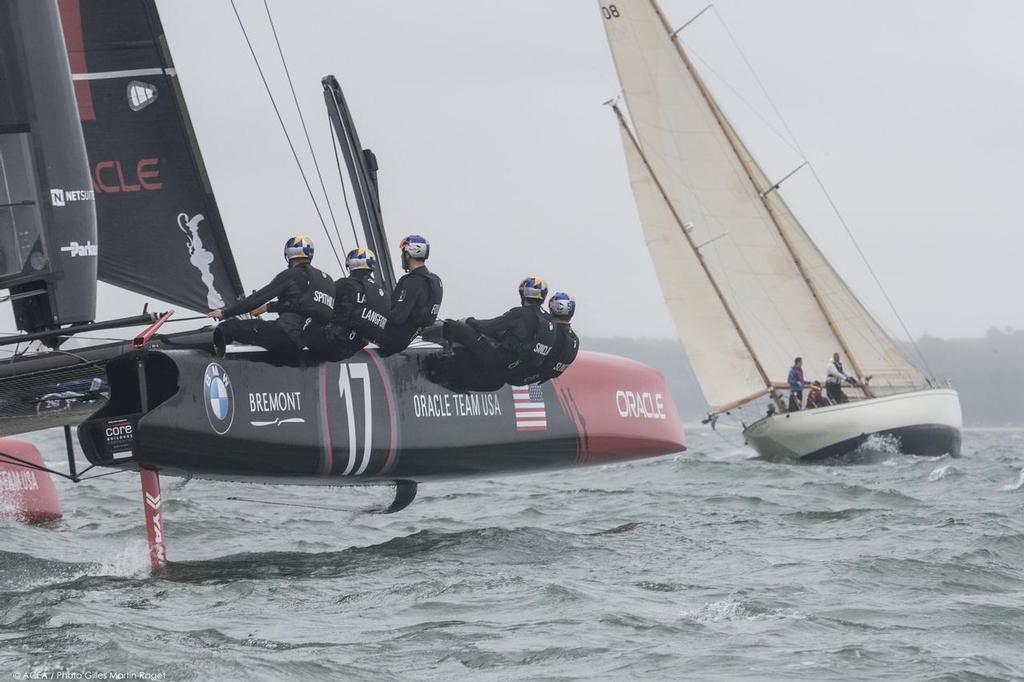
[[58, 0, 244, 312], [0, 0, 98, 333]]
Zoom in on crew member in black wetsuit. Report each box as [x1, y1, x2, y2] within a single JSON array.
[[536, 292, 579, 382], [379, 234, 443, 356], [307, 247, 391, 361], [441, 276, 557, 391], [208, 235, 335, 365]]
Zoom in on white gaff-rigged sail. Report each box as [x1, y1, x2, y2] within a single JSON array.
[[619, 121, 766, 410], [600, 0, 927, 408], [758, 185, 926, 394]]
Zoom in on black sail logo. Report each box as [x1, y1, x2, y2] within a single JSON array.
[[126, 80, 157, 111], [178, 213, 224, 309]]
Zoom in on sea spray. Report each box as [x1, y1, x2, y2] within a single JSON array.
[[1002, 467, 1024, 491]]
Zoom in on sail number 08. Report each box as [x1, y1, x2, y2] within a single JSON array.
[[602, 5, 620, 19]]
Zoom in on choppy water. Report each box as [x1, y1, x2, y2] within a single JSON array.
[[1, 428, 1023, 680]]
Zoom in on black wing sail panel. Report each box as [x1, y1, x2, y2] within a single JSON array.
[[58, 0, 244, 312], [323, 76, 396, 296], [0, 0, 98, 333]]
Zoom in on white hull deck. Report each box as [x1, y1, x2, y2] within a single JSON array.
[[742, 388, 962, 461]]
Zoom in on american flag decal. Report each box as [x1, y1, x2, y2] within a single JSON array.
[[513, 384, 547, 431]]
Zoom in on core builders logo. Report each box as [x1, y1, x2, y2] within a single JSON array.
[[204, 362, 234, 434]]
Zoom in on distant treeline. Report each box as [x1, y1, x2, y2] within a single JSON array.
[[586, 328, 1024, 427]]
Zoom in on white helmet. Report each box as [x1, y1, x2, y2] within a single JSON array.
[[284, 235, 314, 262], [548, 292, 575, 319], [345, 247, 377, 271], [399, 234, 429, 260]]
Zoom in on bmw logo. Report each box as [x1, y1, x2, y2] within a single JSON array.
[[203, 362, 234, 434]]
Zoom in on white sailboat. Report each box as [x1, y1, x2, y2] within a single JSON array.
[[598, 0, 962, 460]]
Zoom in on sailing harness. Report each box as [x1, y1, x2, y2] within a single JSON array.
[[504, 306, 557, 384], [294, 264, 336, 323], [411, 268, 443, 334], [295, 264, 336, 352], [347, 271, 390, 343], [544, 324, 580, 379]]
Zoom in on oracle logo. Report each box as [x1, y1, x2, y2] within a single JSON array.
[[93, 158, 162, 193], [615, 390, 667, 420]]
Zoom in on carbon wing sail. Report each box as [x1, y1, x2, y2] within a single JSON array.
[[58, 0, 244, 312]]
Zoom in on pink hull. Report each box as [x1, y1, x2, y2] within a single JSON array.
[[553, 351, 687, 464], [0, 438, 62, 523]]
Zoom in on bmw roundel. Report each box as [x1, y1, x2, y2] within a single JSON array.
[[203, 362, 234, 434]]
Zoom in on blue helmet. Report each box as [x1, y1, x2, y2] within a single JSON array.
[[345, 247, 377, 271], [399, 234, 429, 260], [518, 276, 548, 302], [284, 235, 314, 262], [548, 292, 575, 320]]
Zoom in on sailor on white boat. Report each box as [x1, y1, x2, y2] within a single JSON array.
[[825, 352, 858, 404], [806, 381, 831, 409]]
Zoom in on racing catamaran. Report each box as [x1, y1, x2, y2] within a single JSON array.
[[0, 0, 686, 569], [598, 0, 962, 460]]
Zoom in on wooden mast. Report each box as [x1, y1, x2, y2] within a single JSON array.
[[613, 103, 785, 413], [647, 0, 874, 398]]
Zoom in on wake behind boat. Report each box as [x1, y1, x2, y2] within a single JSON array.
[[598, 0, 962, 461]]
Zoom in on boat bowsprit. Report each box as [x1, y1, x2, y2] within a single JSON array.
[[77, 346, 687, 485]]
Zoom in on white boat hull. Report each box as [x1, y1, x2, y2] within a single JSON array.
[[742, 389, 962, 461]]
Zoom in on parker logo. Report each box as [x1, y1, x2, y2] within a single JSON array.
[[204, 363, 234, 435], [60, 241, 98, 257], [50, 188, 95, 207]]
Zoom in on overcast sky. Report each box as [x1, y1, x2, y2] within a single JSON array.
[[8, 0, 1021, 343]]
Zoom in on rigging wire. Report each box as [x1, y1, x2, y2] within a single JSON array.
[[229, 0, 343, 269], [262, 0, 350, 258], [158, 315, 211, 323], [0, 451, 76, 482], [327, 111, 362, 249], [0, 450, 133, 483], [802, 164, 936, 380], [706, 5, 936, 380], [79, 468, 135, 482], [685, 45, 802, 159], [708, 7, 803, 154]]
